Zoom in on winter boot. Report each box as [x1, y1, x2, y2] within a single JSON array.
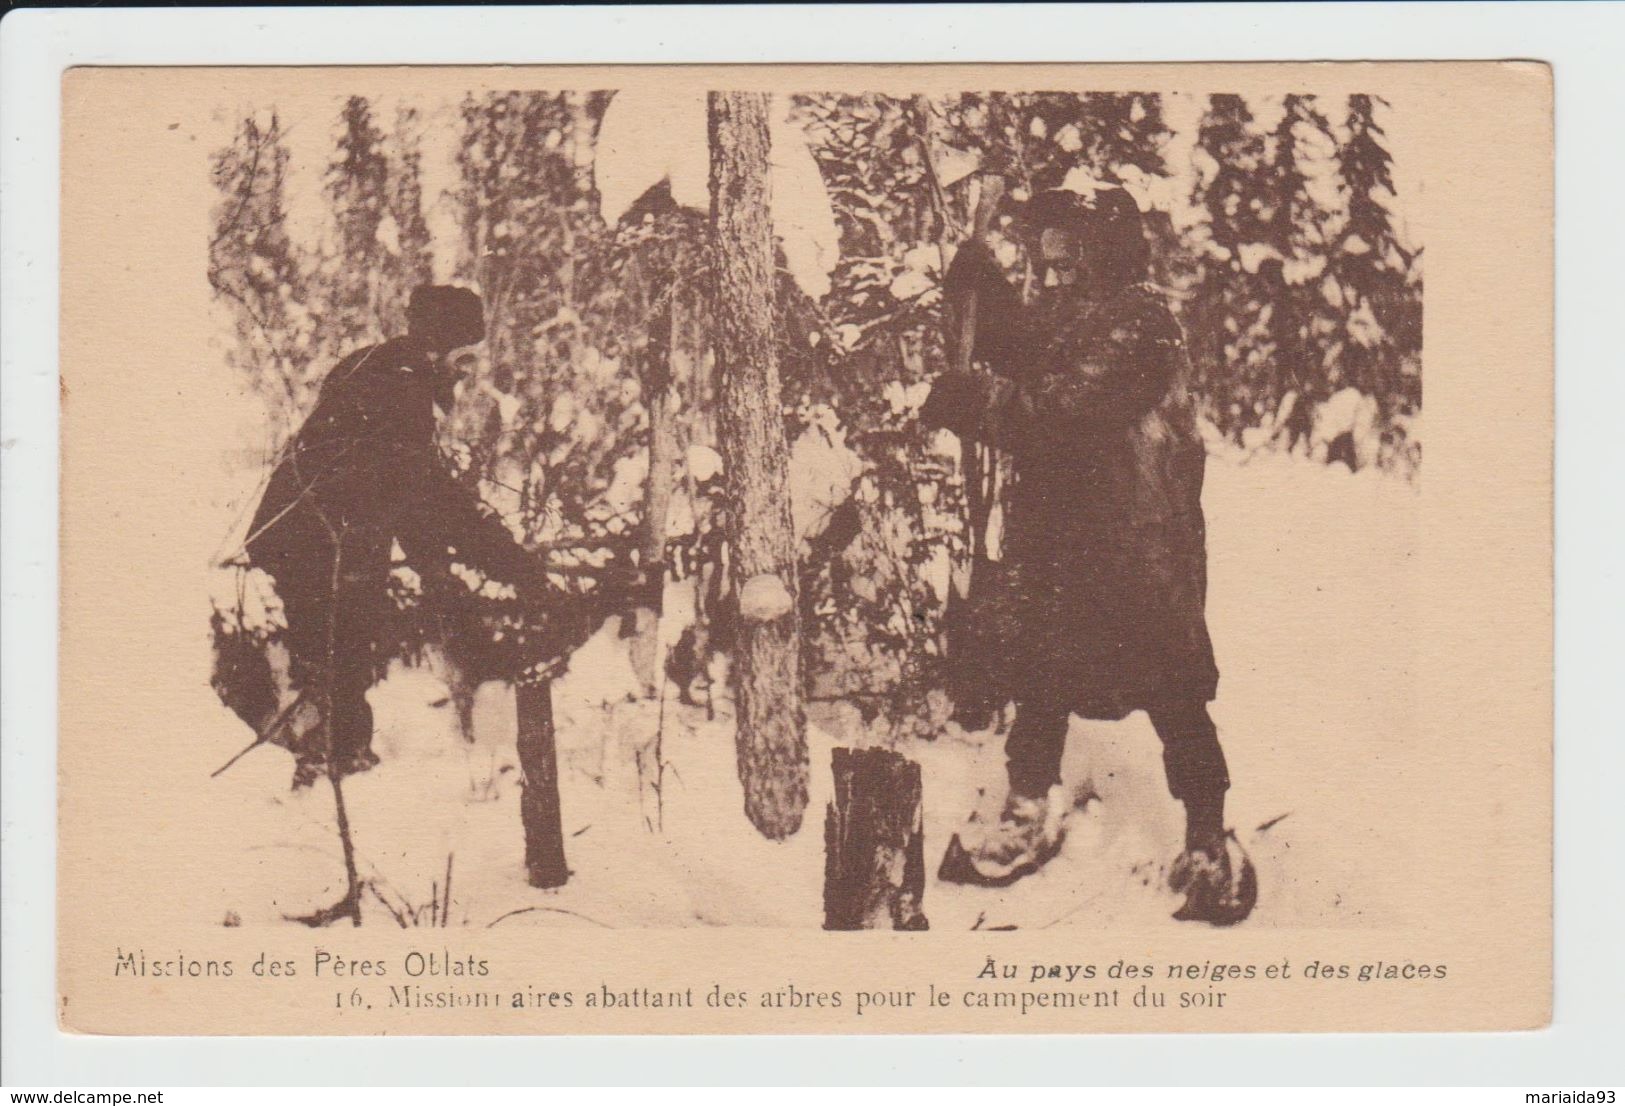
[[1169, 831, 1257, 926], [939, 786, 1067, 887]]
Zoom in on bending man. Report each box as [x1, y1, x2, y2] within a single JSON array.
[[245, 285, 552, 785]]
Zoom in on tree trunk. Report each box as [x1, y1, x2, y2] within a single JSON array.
[[629, 291, 677, 698], [707, 91, 808, 840], [516, 678, 568, 888], [949, 172, 1004, 582], [823, 747, 929, 931]]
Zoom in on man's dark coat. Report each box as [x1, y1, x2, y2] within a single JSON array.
[[947, 271, 1220, 720], [245, 337, 541, 689]]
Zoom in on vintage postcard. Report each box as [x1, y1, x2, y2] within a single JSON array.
[[56, 61, 1551, 1035]]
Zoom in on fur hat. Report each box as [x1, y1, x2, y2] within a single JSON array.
[[1023, 186, 1151, 288], [406, 285, 486, 350]]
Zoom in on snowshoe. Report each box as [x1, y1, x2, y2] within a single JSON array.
[[938, 787, 1066, 887], [1169, 831, 1257, 926]]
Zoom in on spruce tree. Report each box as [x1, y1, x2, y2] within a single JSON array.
[[1185, 93, 1275, 441], [1256, 94, 1339, 449], [321, 97, 434, 351], [1329, 93, 1422, 456], [381, 103, 436, 330], [208, 112, 322, 429]]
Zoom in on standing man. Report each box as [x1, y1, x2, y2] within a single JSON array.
[[245, 285, 554, 786], [921, 187, 1255, 925]]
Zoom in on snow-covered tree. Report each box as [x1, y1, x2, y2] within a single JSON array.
[[1183, 93, 1279, 441], [1326, 94, 1422, 464], [1252, 94, 1341, 448], [789, 93, 965, 724], [450, 90, 632, 548], [318, 97, 436, 352], [939, 92, 1171, 198], [209, 112, 324, 432]]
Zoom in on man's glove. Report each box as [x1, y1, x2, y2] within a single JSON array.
[[919, 370, 989, 437]]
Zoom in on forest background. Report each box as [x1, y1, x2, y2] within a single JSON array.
[[209, 87, 1422, 738]]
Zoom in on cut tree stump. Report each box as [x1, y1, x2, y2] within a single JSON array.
[[823, 746, 929, 931], [516, 678, 568, 889]]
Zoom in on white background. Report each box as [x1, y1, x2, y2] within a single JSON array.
[[3, 1, 1621, 1087]]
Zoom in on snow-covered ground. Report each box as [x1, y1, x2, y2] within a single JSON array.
[[196, 446, 1419, 932]]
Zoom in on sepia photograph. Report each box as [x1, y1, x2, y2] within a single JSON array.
[[198, 82, 1421, 934]]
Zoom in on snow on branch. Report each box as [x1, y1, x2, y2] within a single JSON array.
[[595, 89, 840, 299]]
